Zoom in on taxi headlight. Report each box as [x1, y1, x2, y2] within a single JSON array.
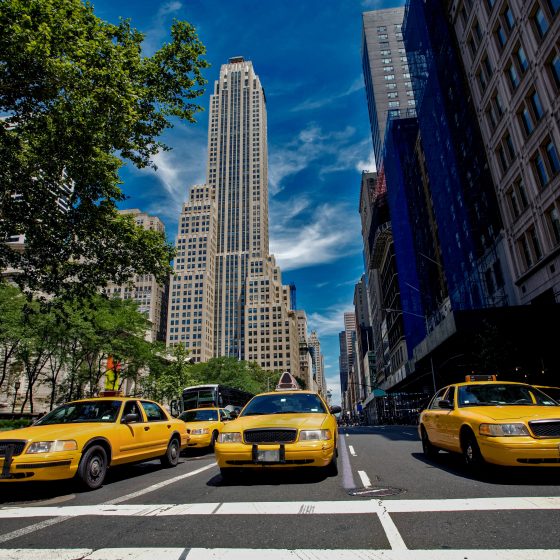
[[479, 423, 530, 437], [218, 432, 242, 443], [299, 429, 331, 441], [26, 440, 78, 454], [191, 428, 210, 435]]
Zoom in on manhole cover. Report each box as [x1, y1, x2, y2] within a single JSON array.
[[348, 486, 404, 497]]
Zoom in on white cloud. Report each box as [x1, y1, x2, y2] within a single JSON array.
[[307, 303, 354, 337], [143, 1, 184, 56], [269, 123, 369, 194], [133, 123, 207, 220], [291, 77, 364, 113], [269, 200, 362, 271], [355, 148, 377, 173]]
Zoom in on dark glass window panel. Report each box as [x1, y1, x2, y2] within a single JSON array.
[[521, 108, 534, 135], [534, 8, 549, 38], [516, 47, 528, 72], [504, 7, 515, 30], [546, 142, 560, 174], [534, 153, 549, 187], [531, 91, 544, 120]]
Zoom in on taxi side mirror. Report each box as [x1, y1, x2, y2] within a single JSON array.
[[122, 413, 139, 423], [438, 399, 453, 410], [330, 405, 342, 414]]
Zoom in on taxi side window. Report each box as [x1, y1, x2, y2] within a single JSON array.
[[445, 386, 456, 408], [122, 401, 142, 423], [220, 409, 229, 421], [141, 401, 166, 422], [428, 388, 447, 410]]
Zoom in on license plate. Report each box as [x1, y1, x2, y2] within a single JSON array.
[[257, 449, 280, 462]]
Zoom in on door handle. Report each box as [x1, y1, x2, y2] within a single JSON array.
[[144, 426, 150, 431], [167, 424, 171, 429]]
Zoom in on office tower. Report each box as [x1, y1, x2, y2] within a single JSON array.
[[449, 0, 560, 306], [339, 312, 357, 412], [308, 330, 326, 396], [166, 186, 217, 361], [168, 57, 300, 375], [295, 310, 315, 390], [362, 7, 414, 166], [105, 209, 168, 343]]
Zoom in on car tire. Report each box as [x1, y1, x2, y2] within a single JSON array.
[[421, 426, 439, 459], [161, 437, 180, 468], [210, 431, 219, 450], [462, 431, 484, 474], [77, 445, 107, 490]]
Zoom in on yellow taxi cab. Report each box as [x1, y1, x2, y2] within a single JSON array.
[[0, 395, 188, 490], [179, 407, 231, 449], [214, 372, 341, 479], [418, 375, 560, 472]]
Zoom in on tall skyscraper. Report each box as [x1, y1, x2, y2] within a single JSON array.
[[168, 57, 300, 376], [362, 8, 414, 166]]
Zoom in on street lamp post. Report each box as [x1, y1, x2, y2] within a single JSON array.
[[11, 381, 21, 414]]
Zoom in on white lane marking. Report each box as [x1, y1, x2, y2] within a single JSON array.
[[1, 549, 560, 560], [377, 507, 408, 551], [106, 462, 216, 505], [4, 496, 560, 519], [338, 432, 356, 489], [403, 432, 414, 436], [348, 445, 356, 456], [358, 470, 372, 488], [0, 462, 217, 544]]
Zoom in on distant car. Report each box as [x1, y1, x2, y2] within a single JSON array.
[[0, 397, 188, 489], [418, 376, 560, 473], [179, 407, 231, 449], [215, 374, 341, 479]]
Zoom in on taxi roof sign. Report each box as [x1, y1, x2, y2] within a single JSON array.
[[465, 374, 496, 382], [275, 372, 301, 391]]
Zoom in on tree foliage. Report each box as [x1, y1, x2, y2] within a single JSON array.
[[0, 0, 209, 299]]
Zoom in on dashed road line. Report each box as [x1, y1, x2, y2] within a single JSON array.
[[348, 445, 356, 456], [358, 470, 372, 488]]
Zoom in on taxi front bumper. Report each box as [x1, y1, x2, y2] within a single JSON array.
[[0, 451, 81, 482], [479, 436, 560, 466], [215, 441, 335, 468], [186, 433, 213, 448]]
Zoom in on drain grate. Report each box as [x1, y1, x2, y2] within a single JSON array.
[[348, 486, 404, 497]]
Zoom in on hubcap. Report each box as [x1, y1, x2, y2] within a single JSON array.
[[90, 458, 101, 478], [466, 445, 473, 463], [170, 444, 178, 460]]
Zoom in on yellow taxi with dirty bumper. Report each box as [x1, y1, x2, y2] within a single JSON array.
[[214, 373, 341, 479], [179, 407, 230, 449], [0, 396, 188, 489], [418, 376, 560, 472]]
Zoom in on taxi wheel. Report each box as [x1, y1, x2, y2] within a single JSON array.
[[161, 437, 180, 468], [210, 431, 219, 450], [421, 427, 439, 459], [462, 432, 484, 472], [78, 445, 107, 490]]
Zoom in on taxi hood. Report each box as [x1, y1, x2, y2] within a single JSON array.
[[0, 422, 114, 442], [227, 413, 329, 431], [467, 406, 560, 422]]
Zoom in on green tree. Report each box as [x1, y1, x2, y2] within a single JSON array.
[[0, 0, 208, 299], [194, 357, 272, 394], [0, 283, 26, 393]]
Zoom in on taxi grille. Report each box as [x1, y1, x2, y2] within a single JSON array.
[[244, 429, 297, 444], [529, 420, 560, 438], [0, 440, 27, 457]]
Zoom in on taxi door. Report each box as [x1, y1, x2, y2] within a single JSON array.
[[436, 386, 462, 452], [422, 388, 448, 446], [139, 401, 173, 456], [113, 400, 154, 464]]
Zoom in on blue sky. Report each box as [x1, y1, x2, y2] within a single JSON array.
[[92, 0, 403, 405]]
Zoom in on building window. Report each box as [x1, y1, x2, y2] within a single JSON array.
[[532, 5, 550, 39], [384, 66, 394, 72], [495, 23, 507, 49], [388, 101, 400, 108], [533, 152, 549, 187], [518, 90, 544, 137], [387, 92, 398, 99], [548, 51, 560, 89], [384, 75, 395, 81], [378, 34, 388, 40], [515, 45, 528, 73], [507, 62, 520, 90], [546, 206, 560, 245], [496, 132, 516, 174], [503, 6, 515, 30], [386, 82, 397, 89]]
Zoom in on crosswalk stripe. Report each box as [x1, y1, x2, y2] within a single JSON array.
[[1, 549, 560, 560], [2, 496, 560, 518]]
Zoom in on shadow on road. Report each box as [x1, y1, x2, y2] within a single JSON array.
[[342, 425, 420, 442], [412, 451, 560, 485], [207, 468, 330, 488]]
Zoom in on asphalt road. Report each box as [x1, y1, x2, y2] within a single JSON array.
[[0, 425, 559, 559]]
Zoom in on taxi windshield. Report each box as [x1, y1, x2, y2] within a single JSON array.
[[241, 393, 327, 416], [458, 385, 557, 407], [179, 409, 218, 422], [35, 400, 122, 424]]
